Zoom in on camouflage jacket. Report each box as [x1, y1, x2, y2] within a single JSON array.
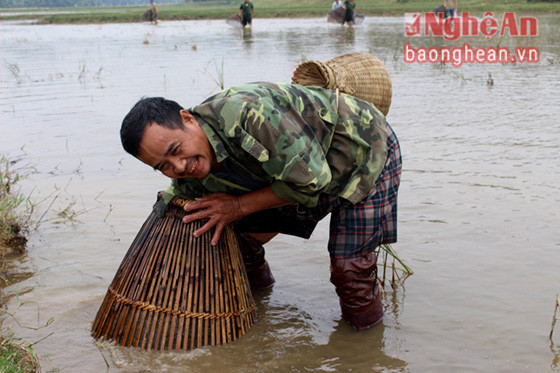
[[163, 82, 388, 209]]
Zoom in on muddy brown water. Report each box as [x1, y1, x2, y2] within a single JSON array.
[[1, 15, 559, 372]]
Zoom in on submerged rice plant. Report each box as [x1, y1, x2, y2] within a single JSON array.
[[376, 243, 413, 289]]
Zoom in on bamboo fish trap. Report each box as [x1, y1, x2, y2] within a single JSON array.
[[291, 52, 392, 116], [91, 196, 256, 351], [326, 7, 365, 25], [226, 13, 243, 28]]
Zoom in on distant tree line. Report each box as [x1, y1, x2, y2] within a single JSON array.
[[0, 0, 186, 8]]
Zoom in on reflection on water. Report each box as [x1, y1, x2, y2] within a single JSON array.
[[0, 15, 559, 372], [242, 26, 252, 44]]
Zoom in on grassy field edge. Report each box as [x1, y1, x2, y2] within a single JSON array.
[[1, 0, 559, 24]]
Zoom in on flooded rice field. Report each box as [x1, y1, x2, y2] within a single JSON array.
[[1, 14, 560, 372]]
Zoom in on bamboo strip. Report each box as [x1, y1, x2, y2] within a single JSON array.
[[208, 237, 216, 346], [166, 219, 185, 351], [193, 232, 203, 349], [122, 216, 168, 347], [229, 227, 246, 335], [139, 217, 171, 350], [155, 218, 180, 350], [118, 215, 167, 346], [204, 236, 211, 346], [212, 235, 226, 345], [152, 217, 180, 347], [222, 234, 235, 341], [162, 217, 185, 350], [181, 225, 197, 350], [173, 222, 188, 350]]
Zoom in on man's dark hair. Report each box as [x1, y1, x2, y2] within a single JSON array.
[[120, 97, 184, 157]]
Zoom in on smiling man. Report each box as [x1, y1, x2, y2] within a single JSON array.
[[120, 81, 401, 331], [137, 110, 218, 179]]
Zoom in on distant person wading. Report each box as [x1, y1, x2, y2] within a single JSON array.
[[149, 0, 158, 24], [239, 0, 254, 27], [444, 0, 457, 18], [343, 0, 356, 26]]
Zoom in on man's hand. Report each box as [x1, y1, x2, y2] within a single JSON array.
[[181, 186, 289, 246], [183, 193, 243, 246]]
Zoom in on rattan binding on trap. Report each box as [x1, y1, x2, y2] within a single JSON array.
[[291, 52, 392, 116], [91, 196, 256, 351]]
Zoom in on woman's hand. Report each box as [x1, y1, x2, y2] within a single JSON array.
[[182, 193, 243, 246]]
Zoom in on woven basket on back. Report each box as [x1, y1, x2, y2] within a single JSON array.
[[291, 52, 392, 116], [91, 196, 256, 351]]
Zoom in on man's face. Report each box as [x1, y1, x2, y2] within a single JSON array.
[[137, 110, 215, 179]]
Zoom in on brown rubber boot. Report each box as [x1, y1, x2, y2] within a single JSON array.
[[330, 252, 383, 331], [236, 232, 275, 289]]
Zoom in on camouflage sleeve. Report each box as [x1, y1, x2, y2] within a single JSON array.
[[216, 86, 336, 207], [243, 101, 332, 206]]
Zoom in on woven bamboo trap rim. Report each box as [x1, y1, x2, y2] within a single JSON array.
[[291, 52, 392, 116], [91, 196, 256, 351]]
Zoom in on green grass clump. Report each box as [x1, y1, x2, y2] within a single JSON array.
[[0, 155, 37, 371], [0, 155, 31, 254], [0, 335, 37, 373]]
